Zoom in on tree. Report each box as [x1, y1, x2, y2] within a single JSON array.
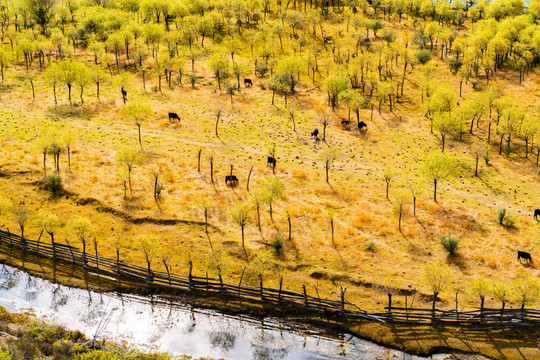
[[383, 167, 397, 199], [25, 0, 55, 34], [0, 47, 12, 83], [252, 186, 265, 235], [514, 273, 540, 310], [214, 106, 223, 140], [38, 212, 61, 258], [197, 196, 214, 250], [421, 152, 459, 202], [323, 75, 350, 109], [285, 102, 298, 134], [491, 281, 511, 319], [116, 147, 141, 195], [392, 190, 408, 231], [275, 56, 305, 94], [321, 147, 338, 185], [74, 61, 89, 104], [161, 248, 173, 285], [90, 65, 107, 102], [12, 205, 30, 247], [472, 143, 489, 177], [44, 63, 60, 106], [521, 116, 540, 159], [137, 234, 159, 277], [109, 235, 124, 270], [122, 102, 153, 149], [230, 202, 251, 259], [58, 59, 77, 104], [421, 261, 453, 313], [432, 112, 459, 152], [208, 54, 229, 92], [68, 216, 94, 265], [405, 176, 423, 215], [468, 277, 490, 316], [232, 61, 250, 92], [226, 81, 237, 104], [260, 176, 284, 221], [497, 107, 524, 156]]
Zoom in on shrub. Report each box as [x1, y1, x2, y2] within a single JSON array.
[[273, 236, 284, 253], [44, 175, 62, 195], [497, 208, 515, 227], [365, 240, 378, 252], [502, 144, 514, 156], [497, 208, 507, 225], [440, 232, 459, 256], [416, 49, 432, 65], [188, 72, 197, 87], [448, 57, 463, 74], [255, 63, 269, 78], [483, 151, 490, 165]]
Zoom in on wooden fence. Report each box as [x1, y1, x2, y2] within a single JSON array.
[[2, 228, 540, 328]]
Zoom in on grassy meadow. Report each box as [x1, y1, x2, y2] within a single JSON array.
[[0, 0, 538, 339]]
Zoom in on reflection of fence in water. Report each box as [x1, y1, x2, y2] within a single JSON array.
[[3, 228, 540, 328]]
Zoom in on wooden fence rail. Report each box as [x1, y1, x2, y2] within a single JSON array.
[[2, 228, 540, 328]]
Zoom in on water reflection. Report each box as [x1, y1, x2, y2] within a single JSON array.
[[0, 264, 449, 360]]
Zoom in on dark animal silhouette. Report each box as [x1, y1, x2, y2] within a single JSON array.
[[293, 34, 299, 39], [358, 121, 367, 131], [324, 308, 340, 319], [267, 156, 276, 167], [225, 175, 239, 187], [252, 13, 260, 23], [311, 128, 319, 138], [518, 251, 532, 263], [324, 36, 334, 44], [362, 37, 371, 44], [341, 119, 350, 128], [534, 209, 540, 221], [244, 78, 253, 87], [121, 87, 127, 104], [168, 112, 180, 122]]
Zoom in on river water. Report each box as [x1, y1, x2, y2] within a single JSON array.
[[0, 264, 452, 360]]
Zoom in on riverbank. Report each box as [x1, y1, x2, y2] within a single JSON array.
[[0, 245, 526, 359], [0, 305, 210, 359]]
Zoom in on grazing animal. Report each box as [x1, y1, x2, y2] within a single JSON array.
[[534, 209, 540, 221], [362, 37, 371, 44], [358, 121, 367, 131], [168, 112, 180, 122], [121, 87, 127, 104], [324, 36, 334, 44], [267, 156, 276, 167], [518, 251, 532, 263], [225, 175, 239, 187], [252, 13, 260, 23], [311, 128, 319, 138], [341, 119, 350, 128], [244, 78, 253, 87]]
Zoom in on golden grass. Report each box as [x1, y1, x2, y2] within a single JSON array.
[[0, 16, 538, 360]]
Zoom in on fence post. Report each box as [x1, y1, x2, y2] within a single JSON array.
[[340, 287, 346, 310], [278, 276, 283, 304], [238, 266, 245, 296], [205, 271, 209, 291], [303, 285, 308, 307], [218, 267, 224, 293], [188, 261, 193, 290], [260, 277, 264, 301], [6, 228, 12, 247]]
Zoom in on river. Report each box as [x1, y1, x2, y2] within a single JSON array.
[[0, 264, 454, 360]]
